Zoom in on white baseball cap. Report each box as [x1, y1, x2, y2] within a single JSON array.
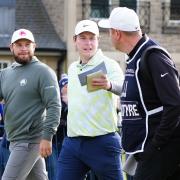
[[74, 20, 99, 36], [11, 29, 35, 44], [98, 7, 141, 32]]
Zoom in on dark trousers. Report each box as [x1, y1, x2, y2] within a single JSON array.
[[134, 139, 180, 180], [57, 132, 124, 180]]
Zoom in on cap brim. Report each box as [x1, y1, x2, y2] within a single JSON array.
[[98, 19, 111, 28]]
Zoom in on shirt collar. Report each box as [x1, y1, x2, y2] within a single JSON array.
[[128, 34, 148, 59]]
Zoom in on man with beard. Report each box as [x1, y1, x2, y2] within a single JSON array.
[[0, 29, 61, 180]]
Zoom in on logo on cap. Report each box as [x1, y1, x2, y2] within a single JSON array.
[[19, 31, 27, 37], [83, 24, 89, 27]]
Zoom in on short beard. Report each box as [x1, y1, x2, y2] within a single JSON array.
[[14, 55, 33, 65]]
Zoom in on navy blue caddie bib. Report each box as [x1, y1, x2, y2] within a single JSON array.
[[121, 37, 158, 154]]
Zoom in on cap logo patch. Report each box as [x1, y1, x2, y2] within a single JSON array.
[[19, 31, 27, 37], [83, 24, 89, 27]]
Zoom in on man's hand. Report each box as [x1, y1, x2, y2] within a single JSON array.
[[39, 139, 52, 158], [91, 74, 111, 90]]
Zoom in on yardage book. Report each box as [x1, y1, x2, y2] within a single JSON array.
[[78, 61, 107, 86], [86, 70, 104, 92]]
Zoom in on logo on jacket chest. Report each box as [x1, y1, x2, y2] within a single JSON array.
[[20, 79, 27, 86]]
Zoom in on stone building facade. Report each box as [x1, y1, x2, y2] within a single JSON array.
[[42, 0, 180, 72]]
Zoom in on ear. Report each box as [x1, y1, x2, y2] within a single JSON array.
[[73, 36, 76, 42], [111, 29, 121, 40], [9, 44, 13, 52], [115, 30, 121, 40], [33, 43, 36, 49]]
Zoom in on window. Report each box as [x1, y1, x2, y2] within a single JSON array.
[[119, 0, 136, 11], [90, 0, 109, 18], [0, 0, 15, 36], [0, 61, 11, 70], [162, 0, 180, 34], [89, 0, 137, 19], [170, 0, 180, 20]]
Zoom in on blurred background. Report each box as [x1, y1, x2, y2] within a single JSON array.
[[0, 0, 179, 79]]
